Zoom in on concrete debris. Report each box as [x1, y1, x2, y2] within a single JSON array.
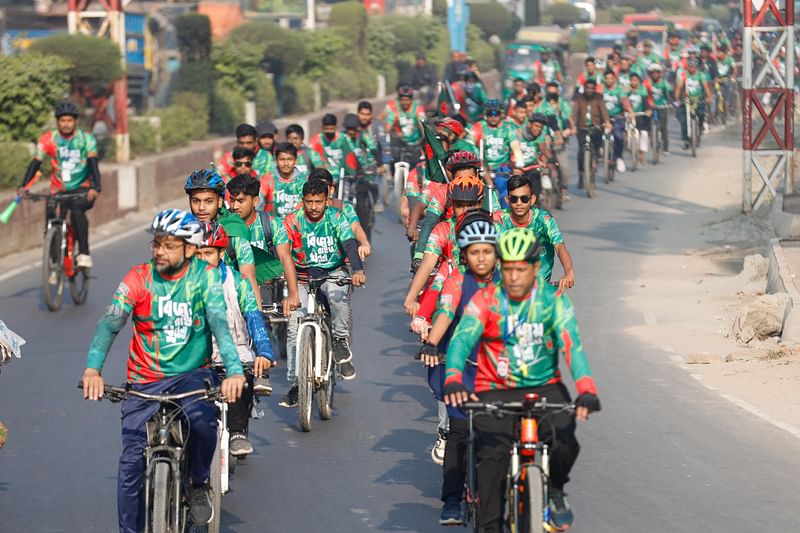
[[730, 293, 790, 344], [732, 254, 769, 295], [684, 352, 732, 364]]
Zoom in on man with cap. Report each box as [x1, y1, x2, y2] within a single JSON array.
[[533, 47, 563, 86], [253, 121, 278, 175]]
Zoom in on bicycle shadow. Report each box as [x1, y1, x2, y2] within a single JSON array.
[[376, 502, 440, 531]]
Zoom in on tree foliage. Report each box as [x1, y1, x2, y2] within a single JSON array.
[[544, 3, 582, 27], [176, 14, 212, 61], [298, 29, 347, 80], [28, 34, 122, 88], [0, 54, 71, 142], [212, 41, 263, 96], [228, 21, 305, 77], [469, 1, 521, 41], [328, 2, 368, 49]]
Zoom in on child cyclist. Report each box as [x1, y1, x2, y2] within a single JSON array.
[[417, 209, 500, 526], [194, 221, 275, 457]]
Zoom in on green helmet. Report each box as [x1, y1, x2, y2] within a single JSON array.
[[496, 228, 541, 263]]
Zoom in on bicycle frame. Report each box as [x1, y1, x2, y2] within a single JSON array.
[[296, 284, 333, 385], [143, 403, 188, 533]]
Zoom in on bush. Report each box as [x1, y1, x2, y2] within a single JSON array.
[[615, 0, 686, 11], [0, 142, 33, 189], [129, 120, 158, 158], [328, 2, 368, 48], [544, 3, 582, 27], [151, 97, 209, 149], [280, 75, 317, 115], [174, 60, 214, 94], [570, 29, 589, 53], [253, 72, 278, 121], [229, 21, 305, 77], [467, 25, 497, 71], [210, 85, 246, 135], [171, 92, 209, 138], [366, 25, 398, 73], [469, 1, 521, 41], [0, 54, 71, 143], [176, 14, 212, 61], [28, 34, 122, 87], [325, 60, 378, 101], [212, 41, 263, 96]]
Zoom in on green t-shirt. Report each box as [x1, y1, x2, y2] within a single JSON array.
[[518, 132, 546, 168], [272, 171, 307, 218], [495, 207, 564, 281], [471, 119, 519, 168], [646, 78, 672, 107], [281, 207, 355, 270], [637, 53, 662, 75], [36, 129, 98, 192], [716, 56, 735, 78], [537, 99, 572, 130], [603, 84, 626, 116], [627, 84, 649, 113], [682, 71, 707, 99], [253, 149, 274, 176], [384, 100, 424, 144]]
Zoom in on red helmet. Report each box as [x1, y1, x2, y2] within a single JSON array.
[[448, 173, 485, 203], [397, 84, 414, 98], [446, 150, 481, 172], [198, 221, 229, 249], [438, 117, 464, 138]]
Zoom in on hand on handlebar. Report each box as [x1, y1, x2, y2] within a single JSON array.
[[221, 374, 246, 403], [574, 392, 601, 421], [444, 382, 479, 407], [558, 271, 575, 291], [82, 368, 105, 401], [351, 270, 366, 287], [282, 292, 301, 318]]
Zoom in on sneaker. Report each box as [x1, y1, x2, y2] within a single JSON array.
[[333, 337, 352, 364], [278, 385, 298, 408], [339, 361, 356, 380], [615, 158, 626, 173], [662, 151, 670, 156], [431, 432, 446, 465], [189, 483, 213, 525], [48, 270, 58, 285], [229, 433, 253, 456], [439, 497, 464, 526], [374, 202, 385, 213], [253, 375, 272, 396], [548, 488, 574, 531], [76, 254, 93, 269]]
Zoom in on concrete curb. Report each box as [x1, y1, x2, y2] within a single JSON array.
[[767, 237, 800, 343]]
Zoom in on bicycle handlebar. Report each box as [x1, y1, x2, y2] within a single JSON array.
[[305, 275, 353, 288], [78, 382, 223, 403], [462, 399, 574, 415], [26, 191, 89, 202]]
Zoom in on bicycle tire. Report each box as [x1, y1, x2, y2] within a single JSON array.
[[151, 462, 170, 533], [68, 238, 90, 305], [630, 130, 639, 172], [393, 168, 405, 218], [208, 434, 223, 533], [651, 122, 659, 165], [381, 168, 391, 207], [519, 465, 545, 533], [604, 137, 615, 183], [297, 328, 314, 432], [690, 118, 698, 157], [584, 148, 595, 198], [315, 330, 334, 420], [42, 225, 65, 311]]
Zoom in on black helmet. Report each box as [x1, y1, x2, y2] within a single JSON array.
[[343, 113, 359, 130], [55, 101, 80, 118], [397, 84, 414, 98]]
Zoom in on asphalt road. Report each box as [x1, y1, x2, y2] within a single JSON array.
[[1, 129, 800, 532]]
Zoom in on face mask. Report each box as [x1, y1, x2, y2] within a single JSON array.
[[547, 93, 558, 102], [324, 132, 335, 141]]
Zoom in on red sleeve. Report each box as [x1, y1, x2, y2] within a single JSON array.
[[260, 173, 275, 213], [416, 284, 440, 321], [218, 151, 233, 181]]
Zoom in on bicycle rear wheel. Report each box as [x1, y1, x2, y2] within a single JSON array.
[[355, 191, 374, 241], [516, 465, 545, 533], [315, 331, 334, 420], [603, 137, 615, 183], [42, 225, 65, 311], [69, 238, 90, 305], [690, 117, 698, 157], [393, 168, 405, 218], [151, 462, 170, 533], [208, 434, 223, 533], [297, 328, 314, 432]]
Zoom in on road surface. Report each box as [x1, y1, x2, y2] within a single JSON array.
[[1, 129, 799, 532]]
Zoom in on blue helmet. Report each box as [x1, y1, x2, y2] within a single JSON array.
[[147, 208, 204, 245], [485, 99, 503, 114], [185, 169, 226, 196]]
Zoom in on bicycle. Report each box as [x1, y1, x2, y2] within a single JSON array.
[[390, 142, 419, 220], [463, 394, 575, 533], [577, 126, 601, 199], [79, 381, 226, 533], [295, 275, 353, 432], [519, 163, 557, 213], [649, 105, 670, 165], [26, 191, 90, 311], [602, 127, 615, 183], [685, 97, 700, 158]]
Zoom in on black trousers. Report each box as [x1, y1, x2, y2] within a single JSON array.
[[473, 383, 580, 530], [576, 130, 602, 176], [223, 371, 254, 434], [442, 417, 468, 502], [46, 194, 95, 255]]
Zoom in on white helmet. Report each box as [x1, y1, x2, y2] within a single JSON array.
[[148, 208, 204, 246], [647, 63, 663, 73], [456, 210, 498, 249]]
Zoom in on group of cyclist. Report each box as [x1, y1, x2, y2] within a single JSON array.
[[20, 27, 740, 531]]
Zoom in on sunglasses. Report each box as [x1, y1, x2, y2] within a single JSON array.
[[234, 160, 252, 168], [509, 194, 531, 204], [486, 110, 501, 117]]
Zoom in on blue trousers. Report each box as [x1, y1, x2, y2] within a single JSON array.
[[118, 368, 219, 533], [611, 116, 626, 159]]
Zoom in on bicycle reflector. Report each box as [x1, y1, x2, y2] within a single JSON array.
[[520, 417, 538, 457]]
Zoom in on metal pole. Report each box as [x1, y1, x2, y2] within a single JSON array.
[[786, 23, 795, 193], [110, 0, 129, 162], [742, 4, 753, 213]]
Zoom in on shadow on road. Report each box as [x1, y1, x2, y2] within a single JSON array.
[[377, 502, 439, 531]]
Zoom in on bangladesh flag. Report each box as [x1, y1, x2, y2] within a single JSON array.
[[421, 120, 448, 184], [253, 246, 284, 284]]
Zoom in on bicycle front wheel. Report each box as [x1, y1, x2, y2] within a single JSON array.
[[630, 130, 639, 172], [690, 117, 698, 157], [151, 462, 170, 533], [42, 225, 65, 311], [315, 330, 334, 420], [297, 328, 314, 432], [208, 433, 223, 533], [651, 121, 660, 165], [69, 237, 90, 305], [585, 148, 595, 198], [515, 465, 545, 533], [393, 168, 405, 218]]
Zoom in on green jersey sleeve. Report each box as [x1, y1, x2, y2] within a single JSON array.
[[229, 235, 255, 267], [234, 270, 260, 315], [551, 289, 595, 395], [445, 290, 490, 385], [85, 270, 138, 370], [335, 210, 356, 241]]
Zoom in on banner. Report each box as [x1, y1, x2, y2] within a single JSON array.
[[447, 0, 468, 53]]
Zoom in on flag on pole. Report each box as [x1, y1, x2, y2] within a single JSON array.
[[421, 120, 449, 184]]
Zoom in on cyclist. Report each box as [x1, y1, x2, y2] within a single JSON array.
[[602, 70, 631, 173], [410, 51, 438, 110], [225, 173, 301, 321], [404, 173, 485, 317], [675, 58, 712, 150], [637, 39, 663, 74], [469, 99, 523, 201], [538, 83, 574, 198], [504, 77, 529, 114], [573, 56, 603, 96], [643, 64, 673, 155], [383, 84, 426, 165], [495, 174, 574, 289], [713, 45, 737, 118], [444, 227, 600, 533], [532, 47, 563, 86], [229, 147, 257, 181], [218, 123, 258, 181], [572, 79, 611, 189], [664, 32, 683, 73], [195, 221, 274, 456], [309, 168, 372, 261], [615, 55, 640, 91], [286, 123, 322, 175], [259, 142, 307, 217], [626, 72, 652, 166], [19, 101, 101, 269], [253, 121, 277, 176], [514, 114, 553, 202], [462, 71, 488, 123], [441, 115, 478, 155], [506, 100, 528, 131], [357, 100, 387, 212], [417, 210, 500, 525], [278, 178, 366, 407], [185, 169, 261, 309], [82, 208, 246, 533], [309, 114, 350, 176]]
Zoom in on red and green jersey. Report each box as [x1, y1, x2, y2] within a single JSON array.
[[436, 268, 494, 322], [253, 148, 275, 176], [35, 129, 98, 193], [422, 180, 449, 218], [424, 219, 459, 266], [404, 162, 428, 203], [533, 59, 562, 84], [627, 84, 649, 113], [383, 99, 426, 144], [537, 99, 573, 130], [445, 281, 596, 394], [260, 168, 307, 217], [470, 120, 519, 168], [86, 258, 243, 383], [495, 208, 564, 281], [244, 210, 283, 253], [680, 70, 708, 99], [643, 78, 672, 107], [282, 207, 355, 271], [517, 131, 547, 168], [309, 132, 352, 176]]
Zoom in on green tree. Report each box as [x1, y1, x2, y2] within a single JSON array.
[[0, 54, 71, 142], [469, 1, 521, 41], [176, 13, 212, 61], [298, 29, 347, 80], [328, 2, 368, 49], [544, 2, 581, 27], [27, 34, 122, 88], [212, 41, 262, 96], [228, 21, 305, 78]]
